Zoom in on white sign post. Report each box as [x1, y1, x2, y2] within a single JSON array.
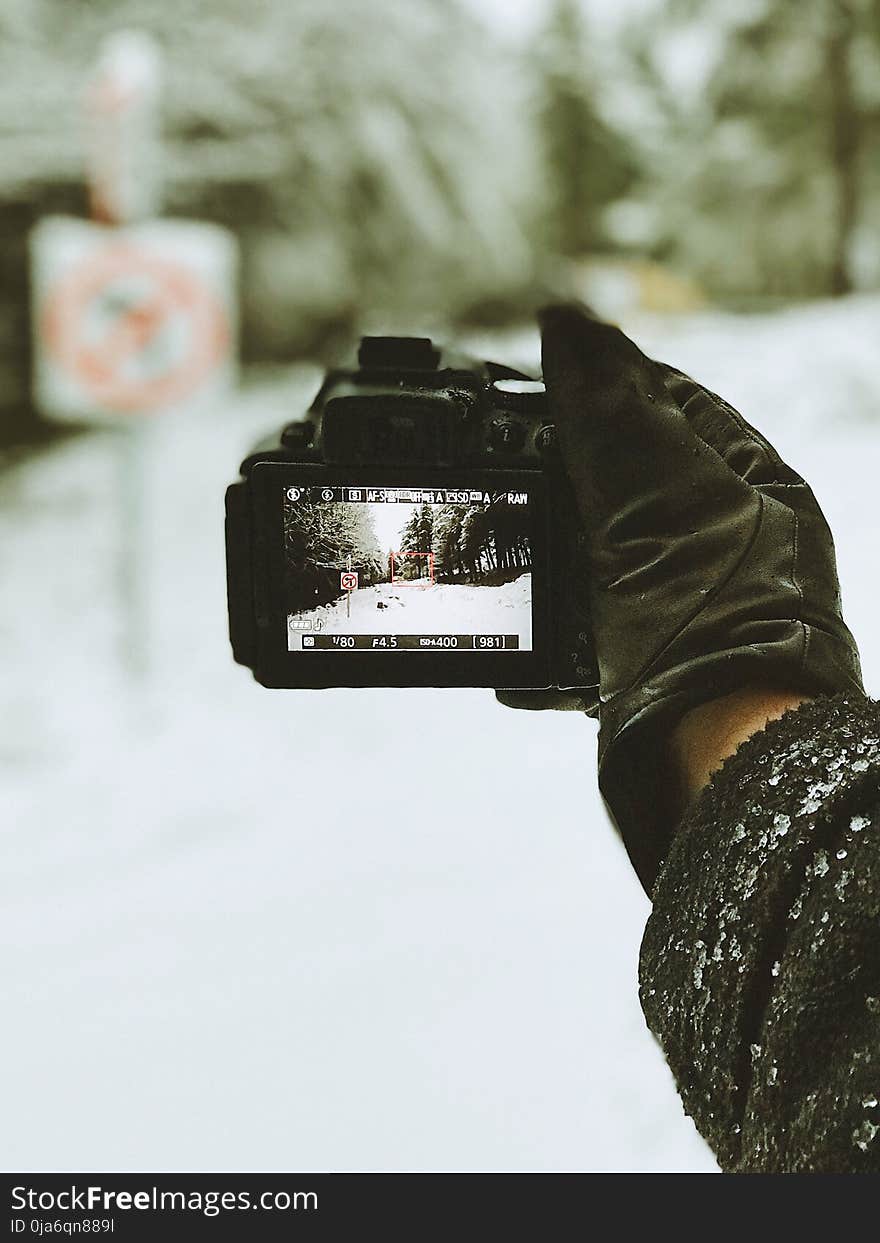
[[341, 560, 358, 619], [85, 31, 163, 227], [28, 32, 238, 676]]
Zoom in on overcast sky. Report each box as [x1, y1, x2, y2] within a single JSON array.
[[370, 500, 419, 554]]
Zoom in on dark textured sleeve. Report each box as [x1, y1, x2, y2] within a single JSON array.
[[640, 694, 880, 1172]]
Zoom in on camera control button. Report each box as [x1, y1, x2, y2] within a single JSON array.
[[487, 417, 526, 453], [535, 424, 557, 452]]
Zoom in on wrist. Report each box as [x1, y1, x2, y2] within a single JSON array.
[[670, 686, 812, 806]]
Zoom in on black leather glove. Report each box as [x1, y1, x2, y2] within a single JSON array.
[[501, 305, 863, 892]]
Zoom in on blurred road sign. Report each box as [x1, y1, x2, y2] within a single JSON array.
[[31, 217, 237, 420], [341, 572, 359, 591]]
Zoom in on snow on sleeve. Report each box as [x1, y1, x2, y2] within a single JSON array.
[[639, 693, 880, 1172]]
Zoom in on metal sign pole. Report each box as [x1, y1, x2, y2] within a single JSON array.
[[117, 418, 152, 674], [87, 32, 162, 678]]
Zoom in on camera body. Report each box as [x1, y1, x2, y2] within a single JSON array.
[[225, 336, 597, 696]]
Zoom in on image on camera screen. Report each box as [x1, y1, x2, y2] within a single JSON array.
[[283, 485, 533, 652]]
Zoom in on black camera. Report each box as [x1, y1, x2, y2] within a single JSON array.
[[225, 335, 597, 696]]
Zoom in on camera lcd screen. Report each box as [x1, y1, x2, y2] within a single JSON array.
[[282, 484, 533, 653]]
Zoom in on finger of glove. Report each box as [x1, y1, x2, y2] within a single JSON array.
[[663, 367, 804, 487], [494, 688, 598, 715], [539, 305, 749, 523]]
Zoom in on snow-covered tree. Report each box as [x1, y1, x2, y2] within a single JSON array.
[[284, 499, 383, 609], [426, 500, 530, 585], [3, 0, 540, 355], [396, 504, 434, 580], [431, 504, 465, 581], [536, 0, 638, 258], [623, 0, 880, 296]]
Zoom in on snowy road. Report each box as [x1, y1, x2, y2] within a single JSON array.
[[289, 575, 533, 647], [5, 300, 880, 1172]]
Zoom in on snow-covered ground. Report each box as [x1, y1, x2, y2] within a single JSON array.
[[289, 575, 533, 648], [3, 297, 879, 1173]]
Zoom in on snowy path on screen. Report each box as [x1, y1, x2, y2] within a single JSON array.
[[290, 574, 533, 644]]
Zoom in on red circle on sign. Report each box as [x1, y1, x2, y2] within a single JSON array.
[[42, 242, 230, 412], [341, 572, 358, 591]]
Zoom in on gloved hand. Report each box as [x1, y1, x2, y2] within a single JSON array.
[[500, 304, 863, 892]]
